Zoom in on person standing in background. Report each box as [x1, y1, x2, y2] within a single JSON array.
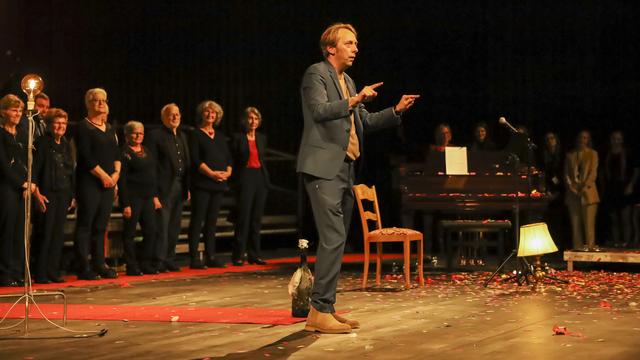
[[32, 108, 75, 284], [119, 121, 161, 276], [0, 94, 34, 287], [565, 130, 599, 251], [188, 100, 232, 269], [145, 103, 190, 272], [74, 88, 120, 280], [230, 107, 270, 266]]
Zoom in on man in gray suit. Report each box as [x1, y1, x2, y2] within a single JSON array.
[[298, 23, 419, 333]]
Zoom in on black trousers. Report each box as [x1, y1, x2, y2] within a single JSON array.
[[75, 180, 114, 272], [0, 184, 25, 282], [34, 190, 72, 279], [122, 196, 158, 267], [157, 178, 185, 265], [303, 161, 355, 313], [233, 169, 268, 261], [188, 188, 224, 260]]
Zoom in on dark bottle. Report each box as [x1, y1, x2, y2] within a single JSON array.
[[291, 240, 313, 317]]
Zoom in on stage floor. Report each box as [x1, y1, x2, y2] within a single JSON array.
[[1, 259, 640, 360]]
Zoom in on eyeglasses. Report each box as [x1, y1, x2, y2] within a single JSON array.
[[90, 99, 108, 104]]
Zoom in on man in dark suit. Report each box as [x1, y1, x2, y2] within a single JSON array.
[[145, 103, 191, 272], [297, 23, 419, 333]]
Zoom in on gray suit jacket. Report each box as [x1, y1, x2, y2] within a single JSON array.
[[296, 60, 401, 179]]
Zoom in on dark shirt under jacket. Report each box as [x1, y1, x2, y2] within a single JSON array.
[[75, 119, 119, 187], [189, 129, 232, 192], [230, 132, 271, 188], [33, 133, 75, 194], [118, 145, 158, 207], [0, 127, 28, 191], [144, 126, 190, 200], [539, 149, 564, 199]]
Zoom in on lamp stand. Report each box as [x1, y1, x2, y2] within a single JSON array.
[[530, 256, 568, 285], [484, 250, 533, 286], [0, 95, 107, 339]]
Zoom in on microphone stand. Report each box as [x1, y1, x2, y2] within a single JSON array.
[[483, 133, 539, 287], [0, 93, 107, 339]]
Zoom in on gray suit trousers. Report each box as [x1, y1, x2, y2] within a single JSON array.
[[304, 161, 355, 313]]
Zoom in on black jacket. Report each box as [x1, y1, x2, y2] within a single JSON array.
[[0, 126, 28, 191], [230, 132, 270, 188], [33, 133, 75, 195], [144, 126, 191, 200]]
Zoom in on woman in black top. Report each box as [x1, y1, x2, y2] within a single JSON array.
[[74, 88, 120, 280], [469, 122, 497, 151], [230, 107, 270, 266], [0, 94, 34, 287], [600, 131, 639, 247], [118, 121, 161, 275], [539, 132, 567, 248], [32, 108, 75, 283], [188, 100, 232, 269]]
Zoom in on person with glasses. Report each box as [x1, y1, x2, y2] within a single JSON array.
[[118, 121, 161, 275], [32, 108, 75, 283], [74, 88, 120, 280]]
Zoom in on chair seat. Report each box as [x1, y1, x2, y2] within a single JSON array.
[[368, 227, 423, 242]]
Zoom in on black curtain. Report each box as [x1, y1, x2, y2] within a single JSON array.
[[2, 0, 639, 186]]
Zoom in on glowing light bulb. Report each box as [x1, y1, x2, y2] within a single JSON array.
[[20, 74, 44, 111]]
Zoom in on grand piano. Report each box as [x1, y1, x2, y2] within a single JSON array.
[[393, 149, 549, 256]]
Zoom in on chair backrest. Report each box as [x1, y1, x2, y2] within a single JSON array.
[[352, 184, 383, 239]]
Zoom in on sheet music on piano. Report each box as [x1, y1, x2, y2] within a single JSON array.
[[444, 147, 468, 175], [424, 150, 515, 175]]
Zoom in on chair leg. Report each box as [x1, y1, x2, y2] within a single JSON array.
[[418, 238, 425, 286], [362, 241, 370, 290], [403, 240, 411, 290], [375, 242, 382, 286]]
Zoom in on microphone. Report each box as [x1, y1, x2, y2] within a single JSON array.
[[498, 117, 519, 134]]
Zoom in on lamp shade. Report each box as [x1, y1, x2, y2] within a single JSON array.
[[517, 222, 558, 257]]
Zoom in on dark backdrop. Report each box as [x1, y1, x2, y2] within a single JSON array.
[[3, 0, 639, 153], [2, 1, 640, 244]]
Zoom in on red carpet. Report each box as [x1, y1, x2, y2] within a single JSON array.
[[0, 303, 305, 324], [0, 264, 279, 295], [0, 254, 406, 295], [0, 253, 399, 324]]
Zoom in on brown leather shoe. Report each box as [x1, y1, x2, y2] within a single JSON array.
[[304, 307, 351, 334], [332, 313, 360, 329]]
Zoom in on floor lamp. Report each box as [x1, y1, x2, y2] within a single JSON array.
[[517, 222, 568, 285], [0, 74, 107, 339]]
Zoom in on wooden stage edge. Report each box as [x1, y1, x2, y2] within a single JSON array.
[[563, 249, 640, 271]]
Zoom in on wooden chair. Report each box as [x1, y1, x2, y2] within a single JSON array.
[[352, 184, 425, 290]]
